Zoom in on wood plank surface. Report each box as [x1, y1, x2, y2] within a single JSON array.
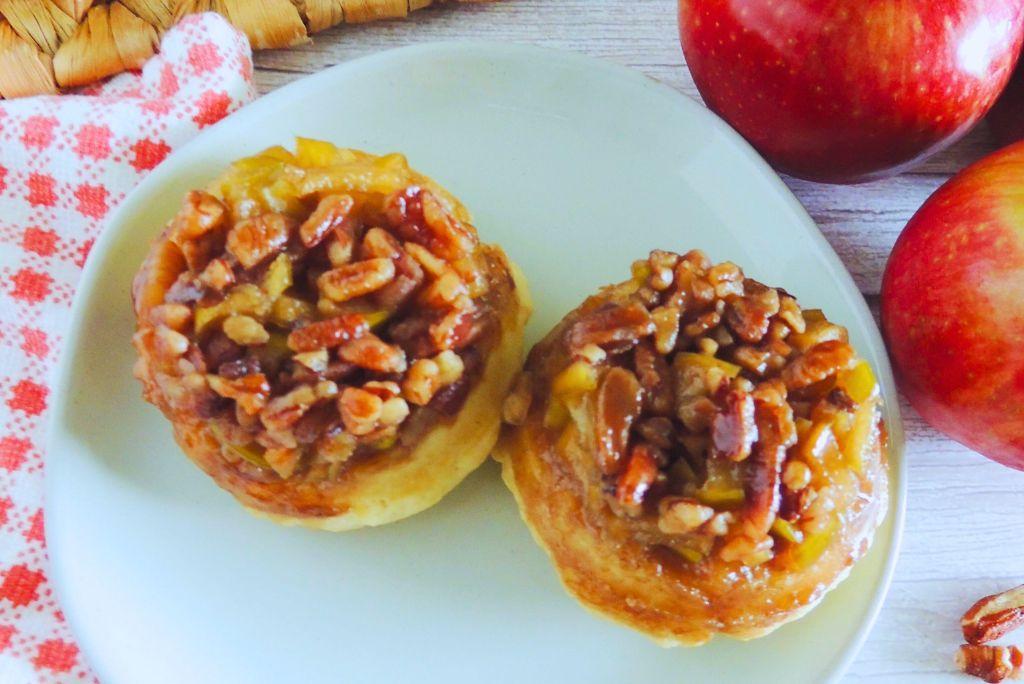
[[253, 2, 1024, 681]]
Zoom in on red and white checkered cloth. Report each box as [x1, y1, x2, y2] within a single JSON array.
[[0, 14, 255, 683]]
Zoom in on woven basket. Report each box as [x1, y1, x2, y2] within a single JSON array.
[[0, 0, 493, 98]]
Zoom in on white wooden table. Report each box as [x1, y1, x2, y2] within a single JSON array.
[[253, 2, 1024, 680]]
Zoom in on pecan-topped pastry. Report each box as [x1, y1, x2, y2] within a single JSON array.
[[132, 139, 530, 530], [495, 249, 887, 644]]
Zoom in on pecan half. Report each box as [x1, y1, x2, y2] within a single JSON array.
[[287, 314, 369, 352], [338, 333, 408, 374], [711, 390, 757, 462], [594, 367, 643, 475], [299, 194, 355, 248], [360, 228, 426, 310], [725, 284, 779, 344], [963, 585, 1024, 645], [317, 258, 396, 303], [385, 187, 476, 260], [782, 339, 855, 389], [743, 392, 796, 537], [957, 644, 1023, 683], [568, 303, 655, 354]]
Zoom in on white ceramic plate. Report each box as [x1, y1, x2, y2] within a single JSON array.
[[47, 42, 905, 684]]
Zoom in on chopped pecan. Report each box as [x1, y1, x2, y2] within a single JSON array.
[[635, 416, 677, 450], [317, 258, 396, 303], [719, 535, 773, 566], [634, 340, 674, 416], [294, 350, 329, 373], [957, 644, 1023, 683], [361, 380, 402, 399], [568, 303, 654, 354], [338, 333, 407, 374], [226, 213, 293, 269], [265, 447, 301, 479], [293, 404, 336, 445], [148, 303, 192, 331], [165, 273, 204, 304], [260, 385, 318, 433], [198, 258, 235, 291], [615, 443, 659, 514], [733, 345, 770, 374], [207, 373, 270, 415], [379, 397, 410, 426], [778, 295, 806, 333], [781, 340, 855, 389], [711, 390, 757, 462], [782, 459, 811, 492], [218, 356, 261, 379], [299, 194, 354, 248], [650, 305, 681, 355], [429, 299, 479, 351], [154, 326, 189, 359], [222, 315, 269, 346], [657, 496, 714, 535], [338, 387, 383, 436], [683, 310, 721, 338], [404, 241, 448, 278], [359, 228, 426, 310], [963, 585, 1024, 645], [403, 357, 441, 406], [421, 270, 469, 308], [706, 262, 744, 298], [287, 314, 369, 352], [594, 367, 643, 475], [725, 285, 780, 344], [169, 190, 226, 244]]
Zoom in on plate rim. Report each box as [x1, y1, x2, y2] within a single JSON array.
[[45, 40, 906, 683]]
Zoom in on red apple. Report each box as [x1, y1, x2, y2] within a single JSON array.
[[881, 141, 1024, 470], [988, 60, 1024, 145], [678, 0, 1024, 183]]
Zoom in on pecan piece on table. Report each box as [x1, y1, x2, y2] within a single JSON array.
[[957, 644, 1023, 683], [963, 584, 1024, 645]]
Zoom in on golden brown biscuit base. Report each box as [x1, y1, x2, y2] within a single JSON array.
[[132, 145, 531, 528], [137, 255, 530, 528], [493, 261, 888, 645], [495, 419, 885, 645]]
